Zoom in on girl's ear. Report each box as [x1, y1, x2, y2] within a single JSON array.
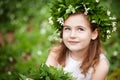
[[91, 29, 98, 40]]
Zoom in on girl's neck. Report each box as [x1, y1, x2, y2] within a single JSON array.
[[69, 49, 88, 62]]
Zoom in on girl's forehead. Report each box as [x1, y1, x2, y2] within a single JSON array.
[[65, 14, 88, 23], [64, 14, 90, 27]]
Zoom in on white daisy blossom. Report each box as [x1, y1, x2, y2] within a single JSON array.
[[48, 17, 53, 25], [58, 8, 61, 12], [69, 5, 75, 13], [107, 35, 111, 39], [66, 5, 75, 14], [48, 29, 61, 41], [107, 30, 110, 34], [75, 6, 79, 9], [57, 17, 64, 25], [83, 4, 90, 15], [37, 50, 42, 56], [9, 57, 13, 62], [109, 16, 116, 20], [91, 20, 96, 23], [26, 78, 33, 80], [112, 22, 117, 27], [107, 10, 111, 16], [113, 51, 118, 56], [8, 71, 12, 75], [40, 27, 46, 34], [96, 0, 100, 3], [112, 27, 117, 32]]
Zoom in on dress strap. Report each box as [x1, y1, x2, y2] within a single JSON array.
[[100, 53, 106, 59], [100, 53, 110, 66]]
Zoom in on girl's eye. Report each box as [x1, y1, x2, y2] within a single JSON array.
[[78, 28, 84, 31], [64, 27, 71, 31]]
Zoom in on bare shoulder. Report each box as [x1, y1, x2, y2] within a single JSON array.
[[92, 54, 109, 80], [46, 45, 60, 67]]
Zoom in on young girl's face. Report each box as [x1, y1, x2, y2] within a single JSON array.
[[63, 14, 96, 52]]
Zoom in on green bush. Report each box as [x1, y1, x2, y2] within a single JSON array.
[[18, 64, 76, 80]]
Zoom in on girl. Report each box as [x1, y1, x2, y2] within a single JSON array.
[[46, 13, 109, 80], [46, 0, 116, 80]]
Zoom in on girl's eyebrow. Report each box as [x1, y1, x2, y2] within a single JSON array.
[[63, 24, 87, 29], [76, 26, 86, 29], [63, 25, 71, 27]]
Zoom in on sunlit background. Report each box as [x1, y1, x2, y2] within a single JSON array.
[[0, 0, 120, 80]]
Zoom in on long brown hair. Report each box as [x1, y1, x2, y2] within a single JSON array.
[[51, 14, 103, 76]]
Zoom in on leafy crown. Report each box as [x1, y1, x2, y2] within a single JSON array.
[[48, 0, 117, 41]]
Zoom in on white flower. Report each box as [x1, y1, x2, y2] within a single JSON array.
[[48, 17, 53, 25], [58, 8, 61, 12], [109, 16, 116, 20], [112, 22, 117, 27], [112, 26, 117, 32], [26, 78, 33, 80], [91, 20, 96, 23], [66, 5, 75, 14], [48, 29, 61, 41], [40, 27, 46, 34], [37, 50, 42, 56], [75, 6, 79, 9], [57, 17, 64, 25], [9, 57, 13, 62], [8, 71, 12, 75], [107, 30, 110, 34], [107, 10, 111, 16], [107, 35, 111, 39], [83, 4, 90, 15], [111, 22, 117, 32], [113, 51, 118, 56], [96, 0, 100, 3]]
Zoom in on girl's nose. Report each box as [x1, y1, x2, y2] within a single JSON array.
[[70, 30, 76, 38]]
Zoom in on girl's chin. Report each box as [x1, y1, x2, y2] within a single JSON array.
[[67, 47, 82, 52]]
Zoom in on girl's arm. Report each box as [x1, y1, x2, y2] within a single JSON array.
[[46, 51, 58, 67], [92, 58, 109, 80]]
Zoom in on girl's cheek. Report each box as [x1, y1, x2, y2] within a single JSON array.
[[63, 31, 70, 35], [63, 33, 69, 38]]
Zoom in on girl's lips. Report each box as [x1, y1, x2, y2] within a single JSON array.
[[68, 41, 79, 45]]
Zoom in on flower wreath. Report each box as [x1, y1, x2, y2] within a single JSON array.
[[48, 0, 117, 41]]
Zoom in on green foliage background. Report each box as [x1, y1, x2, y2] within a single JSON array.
[[0, 0, 120, 80]]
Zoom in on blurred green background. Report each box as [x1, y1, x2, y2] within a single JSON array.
[[0, 0, 120, 80]]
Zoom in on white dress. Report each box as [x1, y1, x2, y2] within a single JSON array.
[[63, 54, 108, 80]]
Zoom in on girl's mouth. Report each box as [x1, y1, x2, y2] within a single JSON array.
[[68, 41, 79, 45]]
